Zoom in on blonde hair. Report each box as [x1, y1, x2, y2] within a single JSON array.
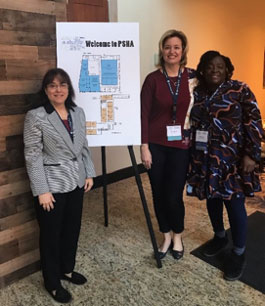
[[157, 29, 188, 68]]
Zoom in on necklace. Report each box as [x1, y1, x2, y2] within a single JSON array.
[[169, 77, 177, 87]]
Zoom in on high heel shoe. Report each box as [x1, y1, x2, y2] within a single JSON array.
[[171, 239, 184, 260], [157, 241, 173, 259]]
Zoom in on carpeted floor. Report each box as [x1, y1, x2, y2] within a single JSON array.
[[0, 173, 264, 306]]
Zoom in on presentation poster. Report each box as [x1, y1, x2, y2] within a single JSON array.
[[56, 22, 141, 147]]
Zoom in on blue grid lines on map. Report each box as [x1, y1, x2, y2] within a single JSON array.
[[101, 59, 118, 85], [79, 59, 100, 92]]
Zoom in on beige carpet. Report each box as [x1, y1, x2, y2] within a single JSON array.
[[0, 173, 264, 306]]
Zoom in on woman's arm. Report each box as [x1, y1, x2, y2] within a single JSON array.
[[140, 74, 154, 169], [23, 111, 50, 196], [240, 84, 263, 170]]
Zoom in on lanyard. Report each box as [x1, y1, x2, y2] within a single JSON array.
[[205, 82, 224, 109], [67, 113, 74, 141], [163, 67, 182, 123], [56, 110, 74, 141]]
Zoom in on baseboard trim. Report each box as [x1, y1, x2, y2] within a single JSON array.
[[93, 164, 146, 188]]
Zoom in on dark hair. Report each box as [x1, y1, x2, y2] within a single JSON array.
[[38, 68, 76, 109], [196, 50, 234, 88], [157, 29, 188, 68]]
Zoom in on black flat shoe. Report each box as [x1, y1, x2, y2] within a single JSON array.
[[172, 240, 184, 260], [156, 241, 173, 259], [47, 286, 72, 303], [62, 271, 87, 285]]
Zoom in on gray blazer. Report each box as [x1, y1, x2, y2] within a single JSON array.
[[24, 103, 96, 196]]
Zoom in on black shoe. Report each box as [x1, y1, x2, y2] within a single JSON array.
[[224, 251, 246, 281], [157, 241, 173, 259], [47, 286, 72, 303], [171, 239, 184, 260], [202, 234, 228, 257], [62, 271, 87, 285]]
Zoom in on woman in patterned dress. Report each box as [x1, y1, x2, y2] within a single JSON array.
[[187, 50, 263, 281]]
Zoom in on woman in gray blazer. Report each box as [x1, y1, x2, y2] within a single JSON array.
[[24, 68, 96, 303]]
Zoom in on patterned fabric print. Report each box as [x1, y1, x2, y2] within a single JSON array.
[[187, 80, 263, 200]]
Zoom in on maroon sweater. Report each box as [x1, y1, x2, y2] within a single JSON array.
[[141, 68, 191, 149]]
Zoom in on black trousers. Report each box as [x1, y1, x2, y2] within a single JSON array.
[[148, 143, 190, 233], [34, 186, 84, 291], [206, 196, 247, 248]]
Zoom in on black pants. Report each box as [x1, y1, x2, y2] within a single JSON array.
[[206, 196, 247, 248], [34, 186, 84, 291], [148, 143, 190, 233]]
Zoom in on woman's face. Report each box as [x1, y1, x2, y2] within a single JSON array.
[[45, 76, 69, 107], [203, 56, 227, 88], [162, 36, 183, 67]]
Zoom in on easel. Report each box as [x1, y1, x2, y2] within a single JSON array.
[[101, 146, 162, 268]]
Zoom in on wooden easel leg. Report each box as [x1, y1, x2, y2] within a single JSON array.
[[101, 146, 108, 227]]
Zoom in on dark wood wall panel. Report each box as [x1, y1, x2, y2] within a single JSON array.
[[0, 0, 67, 288], [0, 208, 35, 231], [0, 59, 6, 80], [38, 46, 56, 60], [0, 30, 55, 47], [0, 192, 34, 219], [0, 94, 37, 116], [0, 9, 55, 33], [0, 239, 19, 264]]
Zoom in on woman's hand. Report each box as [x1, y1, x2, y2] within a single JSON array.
[[38, 192, 55, 212], [242, 155, 256, 173], [84, 178, 93, 192], [141, 144, 152, 170]]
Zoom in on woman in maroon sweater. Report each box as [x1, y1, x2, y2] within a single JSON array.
[[141, 29, 197, 260]]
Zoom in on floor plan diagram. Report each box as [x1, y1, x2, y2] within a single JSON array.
[[79, 55, 120, 93]]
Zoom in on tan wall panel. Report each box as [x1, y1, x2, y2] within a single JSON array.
[[55, 2, 67, 21], [0, 0, 55, 15], [0, 181, 31, 201], [0, 80, 41, 95], [0, 114, 25, 137], [0, 220, 38, 245], [0, 248, 39, 277], [6, 59, 56, 80], [0, 45, 38, 60], [0, 1, 67, 19]]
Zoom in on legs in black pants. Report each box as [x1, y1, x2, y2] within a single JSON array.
[[206, 196, 247, 248], [34, 186, 84, 291], [148, 143, 190, 234]]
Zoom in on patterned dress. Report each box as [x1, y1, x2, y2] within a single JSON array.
[[187, 80, 263, 200]]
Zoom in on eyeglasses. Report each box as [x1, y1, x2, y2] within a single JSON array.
[[47, 83, 69, 90]]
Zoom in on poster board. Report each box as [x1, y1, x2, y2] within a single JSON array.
[[56, 22, 141, 147]]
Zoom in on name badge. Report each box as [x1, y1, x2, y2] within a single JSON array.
[[167, 125, 182, 141], [195, 130, 208, 151]]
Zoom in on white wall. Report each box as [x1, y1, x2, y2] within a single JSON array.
[[117, 0, 265, 116]]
